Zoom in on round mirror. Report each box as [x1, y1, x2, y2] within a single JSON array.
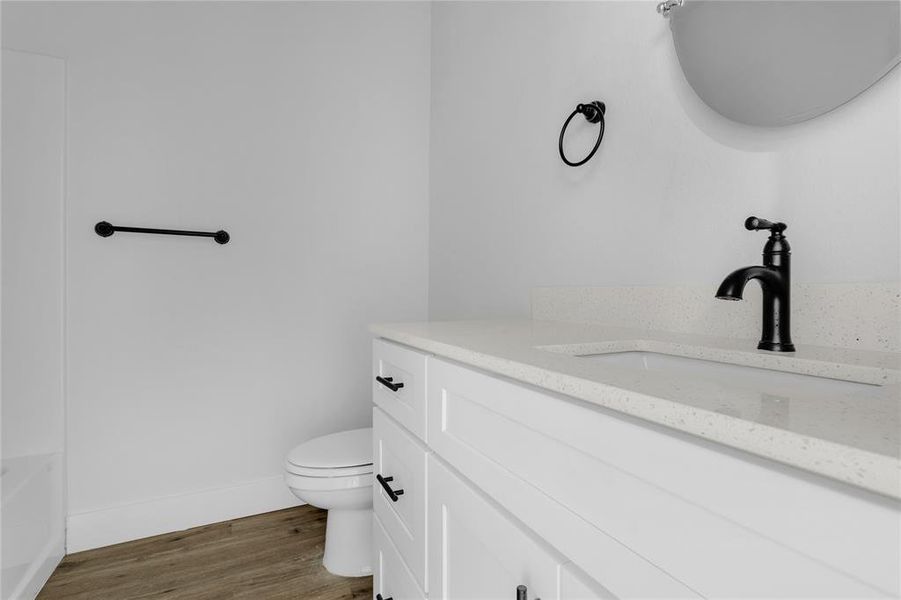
[[667, 0, 901, 127]]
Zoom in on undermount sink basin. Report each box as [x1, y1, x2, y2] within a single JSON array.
[[579, 351, 882, 396]]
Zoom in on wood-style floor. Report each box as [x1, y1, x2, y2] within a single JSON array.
[[37, 505, 373, 600]]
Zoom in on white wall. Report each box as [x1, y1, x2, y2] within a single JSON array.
[[2, 1, 431, 550], [428, 1, 901, 319]]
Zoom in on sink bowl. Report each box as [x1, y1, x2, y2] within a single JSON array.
[[579, 351, 882, 396]]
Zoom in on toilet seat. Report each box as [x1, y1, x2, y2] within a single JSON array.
[[285, 470, 373, 491], [285, 462, 372, 477], [285, 427, 372, 478]]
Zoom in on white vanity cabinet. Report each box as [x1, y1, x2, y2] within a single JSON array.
[[373, 338, 901, 600]]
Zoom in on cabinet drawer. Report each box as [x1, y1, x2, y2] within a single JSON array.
[[373, 407, 428, 590], [374, 514, 426, 600], [373, 338, 428, 441], [428, 357, 896, 598], [428, 455, 562, 600]]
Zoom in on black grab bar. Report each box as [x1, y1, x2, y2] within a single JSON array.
[[95, 221, 230, 244]]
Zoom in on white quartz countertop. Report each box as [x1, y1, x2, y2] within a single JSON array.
[[370, 319, 901, 499]]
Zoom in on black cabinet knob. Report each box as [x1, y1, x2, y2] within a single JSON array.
[[516, 584, 539, 600]]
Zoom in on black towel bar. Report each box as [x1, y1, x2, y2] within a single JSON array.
[[95, 221, 230, 244]]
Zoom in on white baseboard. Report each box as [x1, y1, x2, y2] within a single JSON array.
[[66, 475, 303, 553]]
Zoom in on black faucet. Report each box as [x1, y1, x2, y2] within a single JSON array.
[[716, 216, 795, 352]]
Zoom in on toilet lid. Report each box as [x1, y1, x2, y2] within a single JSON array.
[[287, 427, 372, 470]]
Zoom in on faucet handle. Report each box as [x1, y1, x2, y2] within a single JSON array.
[[745, 216, 786, 234]]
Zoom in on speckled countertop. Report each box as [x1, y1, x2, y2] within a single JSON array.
[[370, 319, 901, 499]]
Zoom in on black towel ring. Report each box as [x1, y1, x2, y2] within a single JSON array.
[[558, 101, 606, 167]]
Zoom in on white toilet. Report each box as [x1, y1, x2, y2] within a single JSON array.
[[284, 427, 373, 577]]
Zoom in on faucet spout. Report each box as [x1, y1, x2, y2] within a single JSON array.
[[716, 217, 795, 352], [716, 266, 784, 301]]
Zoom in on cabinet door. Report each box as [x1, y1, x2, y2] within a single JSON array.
[[428, 456, 562, 600]]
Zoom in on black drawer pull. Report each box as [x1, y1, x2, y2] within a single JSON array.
[[376, 474, 405, 502], [517, 585, 539, 600], [376, 595, 393, 600], [376, 375, 404, 392]]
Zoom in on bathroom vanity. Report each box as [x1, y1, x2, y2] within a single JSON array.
[[370, 320, 900, 599]]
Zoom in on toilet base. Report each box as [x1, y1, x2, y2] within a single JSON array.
[[322, 508, 373, 577]]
